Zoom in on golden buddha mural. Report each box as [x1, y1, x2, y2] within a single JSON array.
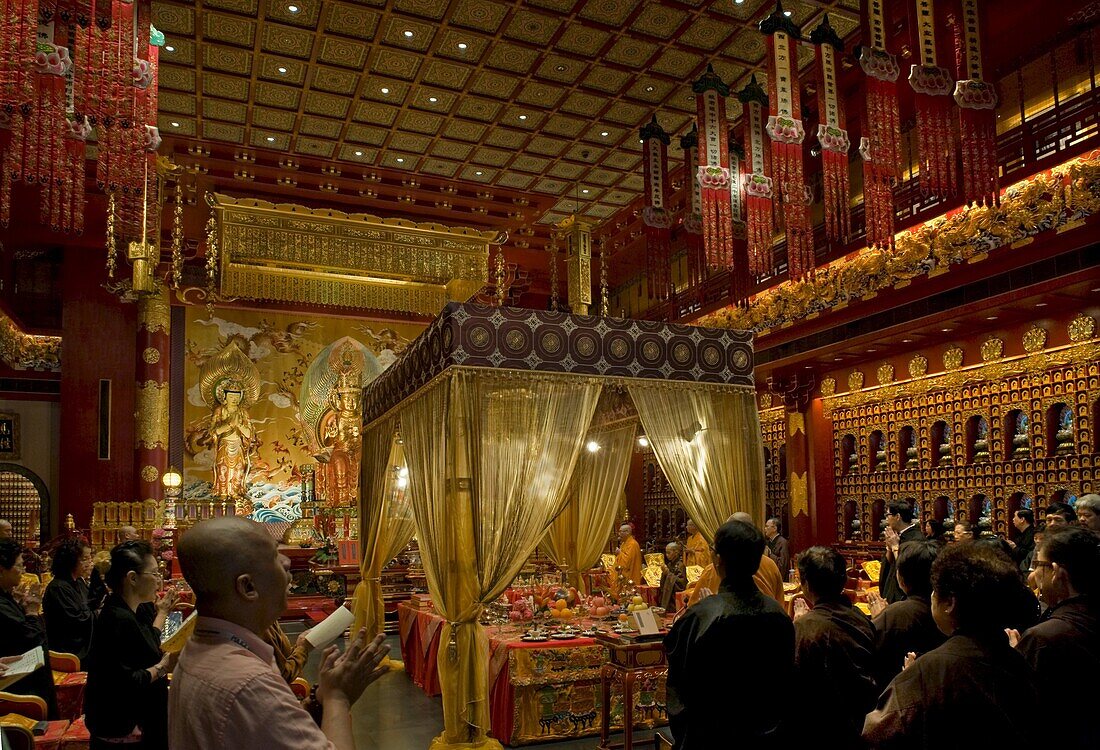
[[300, 337, 382, 509], [198, 341, 261, 514]]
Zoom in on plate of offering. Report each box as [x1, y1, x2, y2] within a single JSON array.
[[550, 632, 577, 640], [521, 634, 549, 642]]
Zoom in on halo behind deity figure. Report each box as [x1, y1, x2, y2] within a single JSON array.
[[198, 342, 262, 514]]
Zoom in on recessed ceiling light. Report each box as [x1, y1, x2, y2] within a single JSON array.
[[287, 4, 299, 12], [867, 349, 877, 353], [266, 136, 275, 142], [833, 357, 843, 361], [941, 328, 952, 332], [735, 0, 745, 4], [170, 121, 180, 127], [457, 42, 468, 49], [1035, 302, 1048, 307], [428, 96, 438, 102], [380, 87, 389, 94], [645, 85, 655, 92], [555, 65, 566, 71], [396, 157, 404, 163], [519, 114, 527, 120], [784, 9, 792, 16], [582, 188, 590, 194], [277, 66, 288, 74], [403, 30, 414, 38], [475, 170, 483, 175], [600, 131, 609, 136], [354, 150, 363, 156], [986, 315, 998, 320], [1091, 287, 1100, 292], [902, 338, 913, 343], [164, 45, 175, 52]]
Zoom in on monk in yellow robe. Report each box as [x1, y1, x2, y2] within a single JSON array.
[[683, 519, 711, 568], [684, 512, 785, 608], [611, 522, 643, 596]]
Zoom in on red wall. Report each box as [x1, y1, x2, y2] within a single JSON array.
[[59, 250, 136, 528]]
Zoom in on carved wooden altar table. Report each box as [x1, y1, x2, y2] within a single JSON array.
[[594, 632, 668, 750]]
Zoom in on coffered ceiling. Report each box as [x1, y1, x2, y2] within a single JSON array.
[[153, 0, 861, 231]]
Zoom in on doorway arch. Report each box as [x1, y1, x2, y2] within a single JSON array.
[[0, 463, 50, 544]]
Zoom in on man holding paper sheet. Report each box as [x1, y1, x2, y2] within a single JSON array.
[[169, 517, 389, 750]]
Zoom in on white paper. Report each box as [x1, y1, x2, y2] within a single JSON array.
[[632, 608, 660, 636], [0, 646, 44, 692], [304, 604, 356, 649]]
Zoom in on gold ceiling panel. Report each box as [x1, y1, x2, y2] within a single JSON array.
[[325, 4, 380, 40], [578, 0, 641, 27], [450, 0, 510, 34], [345, 124, 389, 146], [300, 117, 343, 139], [502, 10, 562, 46], [210, 193, 496, 315], [155, 0, 862, 228], [442, 120, 486, 143], [203, 99, 248, 123], [261, 23, 314, 58], [311, 67, 360, 96], [400, 111, 444, 135], [203, 121, 245, 144], [251, 107, 297, 131]]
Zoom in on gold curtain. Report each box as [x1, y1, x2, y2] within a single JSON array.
[[627, 384, 765, 542], [353, 415, 416, 654], [541, 422, 636, 592], [401, 369, 601, 749]]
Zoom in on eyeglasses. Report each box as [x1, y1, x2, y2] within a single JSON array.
[[1028, 561, 1052, 573]]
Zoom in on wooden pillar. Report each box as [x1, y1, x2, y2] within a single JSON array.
[[134, 284, 170, 507], [769, 375, 816, 558]]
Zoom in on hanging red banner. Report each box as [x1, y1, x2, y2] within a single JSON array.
[[760, 3, 814, 281], [692, 64, 735, 272], [810, 14, 851, 243], [953, 0, 998, 206], [908, 0, 956, 199], [726, 136, 751, 306], [859, 0, 902, 249], [640, 116, 672, 301], [678, 125, 706, 290], [737, 74, 774, 278]]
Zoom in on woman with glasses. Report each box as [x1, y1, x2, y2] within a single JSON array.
[[42, 536, 96, 663], [83, 540, 179, 750]]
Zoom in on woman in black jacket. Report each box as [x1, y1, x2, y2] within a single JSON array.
[[42, 537, 96, 662], [83, 541, 177, 750]]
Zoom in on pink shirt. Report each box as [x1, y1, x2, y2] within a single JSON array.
[[168, 616, 334, 750]]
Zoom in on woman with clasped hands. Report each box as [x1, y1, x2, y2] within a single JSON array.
[[83, 540, 179, 750]]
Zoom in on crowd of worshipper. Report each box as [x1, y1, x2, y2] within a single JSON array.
[[0, 492, 1097, 750], [665, 494, 1100, 750]]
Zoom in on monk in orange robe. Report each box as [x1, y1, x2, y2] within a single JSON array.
[[684, 512, 785, 608], [683, 519, 711, 568], [611, 522, 643, 595]]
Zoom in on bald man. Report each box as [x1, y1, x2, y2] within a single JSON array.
[[685, 512, 786, 608], [118, 525, 140, 542], [169, 517, 389, 750]]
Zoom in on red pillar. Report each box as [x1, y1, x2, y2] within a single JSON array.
[[134, 284, 170, 507], [769, 375, 815, 556]]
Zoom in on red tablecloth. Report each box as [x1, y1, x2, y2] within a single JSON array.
[[52, 672, 86, 723], [397, 603, 444, 696]]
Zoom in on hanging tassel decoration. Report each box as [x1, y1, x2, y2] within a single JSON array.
[[678, 125, 705, 291], [760, 2, 814, 281], [858, 0, 902, 249], [810, 15, 851, 243], [952, 0, 998, 206], [692, 65, 734, 273], [908, 0, 955, 199], [640, 116, 672, 301], [738, 75, 774, 277]]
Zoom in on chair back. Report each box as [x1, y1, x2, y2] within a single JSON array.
[[0, 725, 36, 750], [48, 651, 81, 673], [0, 691, 47, 721]]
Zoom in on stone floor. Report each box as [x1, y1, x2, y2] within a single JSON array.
[[291, 627, 662, 750]]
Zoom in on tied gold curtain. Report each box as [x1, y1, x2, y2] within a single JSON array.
[[353, 416, 416, 653], [402, 369, 601, 749], [628, 384, 765, 542], [541, 422, 636, 593]]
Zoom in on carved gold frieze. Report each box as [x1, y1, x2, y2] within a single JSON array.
[[1069, 313, 1096, 342], [981, 337, 1004, 362], [848, 371, 865, 391], [208, 193, 502, 315], [135, 380, 170, 451], [943, 347, 964, 371], [908, 355, 928, 378], [698, 151, 1100, 333], [877, 364, 895, 385], [1022, 326, 1047, 353], [0, 310, 61, 372]]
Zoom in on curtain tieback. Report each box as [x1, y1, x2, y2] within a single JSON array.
[[446, 620, 463, 663], [366, 577, 383, 583]]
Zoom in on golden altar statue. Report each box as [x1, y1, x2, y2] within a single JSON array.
[[199, 342, 260, 515]]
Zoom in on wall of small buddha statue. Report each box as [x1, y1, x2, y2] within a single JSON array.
[[818, 311, 1098, 543], [759, 407, 791, 534]]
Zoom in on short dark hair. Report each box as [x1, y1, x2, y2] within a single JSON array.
[[766, 517, 782, 533], [931, 542, 1031, 631], [797, 546, 847, 599], [1044, 503, 1075, 524], [896, 540, 940, 597], [0, 539, 23, 569], [924, 519, 946, 539], [1040, 526, 1099, 594], [105, 540, 155, 591], [1015, 508, 1034, 525], [50, 537, 91, 578], [887, 501, 914, 523], [953, 520, 974, 535], [713, 519, 765, 582]]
